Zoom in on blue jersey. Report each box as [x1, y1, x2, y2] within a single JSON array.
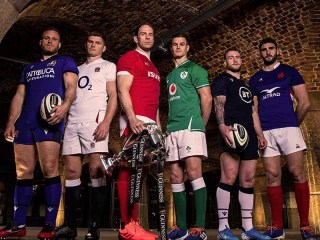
[[15, 55, 78, 131], [249, 63, 304, 130]]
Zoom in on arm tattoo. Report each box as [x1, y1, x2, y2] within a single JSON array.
[[214, 96, 226, 125]]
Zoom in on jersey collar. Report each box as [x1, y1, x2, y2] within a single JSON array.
[[135, 49, 150, 60], [262, 61, 281, 71], [176, 59, 190, 68]]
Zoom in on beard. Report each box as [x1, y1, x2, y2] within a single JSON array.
[[41, 46, 59, 56], [227, 65, 241, 73], [263, 54, 277, 66]]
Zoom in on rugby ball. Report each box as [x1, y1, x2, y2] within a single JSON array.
[[229, 123, 249, 150], [40, 93, 63, 120]]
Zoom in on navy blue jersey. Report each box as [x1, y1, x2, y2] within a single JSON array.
[[211, 72, 254, 126], [249, 63, 304, 130], [15, 55, 78, 131]]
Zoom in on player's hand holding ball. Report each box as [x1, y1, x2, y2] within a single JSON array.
[[40, 93, 65, 125]]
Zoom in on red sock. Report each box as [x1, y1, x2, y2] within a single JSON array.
[[118, 167, 131, 225], [294, 181, 310, 227], [267, 186, 283, 229]]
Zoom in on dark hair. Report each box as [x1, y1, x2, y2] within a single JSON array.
[[259, 37, 277, 50], [134, 22, 154, 36], [41, 27, 61, 40], [87, 31, 107, 45], [224, 47, 240, 60], [171, 33, 190, 45]]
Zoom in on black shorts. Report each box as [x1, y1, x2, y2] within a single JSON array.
[[219, 123, 259, 160]]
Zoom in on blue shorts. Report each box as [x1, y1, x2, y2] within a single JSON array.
[[220, 124, 259, 160], [14, 127, 63, 144]]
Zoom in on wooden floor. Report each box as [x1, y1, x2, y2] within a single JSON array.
[[0, 227, 306, 239]]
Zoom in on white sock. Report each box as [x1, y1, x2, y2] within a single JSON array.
[[217, 184, 231, 231], [239, 187, 254, 231]]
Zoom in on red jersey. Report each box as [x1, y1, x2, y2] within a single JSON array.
[[117, 50, 160, 121]]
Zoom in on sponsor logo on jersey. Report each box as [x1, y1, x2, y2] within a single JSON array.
[[278, 72, 285, 79], [259, 78, 263, 82], [261, 87, 281, 100], [47, 60, 57, 66], [26, 67, 55, 81], [169, 83, 180, 101], [47, 207, 54, 212], [91, 142, 95, 148], [44, 129, 48, 135], [169, 83, 177, 95], [239, 86, 252, 103], [95, 67, 101, 72], [180, 71, 188, 79], [229, 78, 234, 82], [148, 71, 160, 81]]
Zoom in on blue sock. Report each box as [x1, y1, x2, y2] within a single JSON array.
[[14, 179, 34, 227], [44, 176, 62, 227]]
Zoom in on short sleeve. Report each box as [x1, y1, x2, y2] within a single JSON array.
[[117, 52, 136, 76], [191, 65, 209, 89], [63, 56, 79, 75], [103, 62, 116, 81], [289, 67, 305, 86], [211, 75, 227, 97]]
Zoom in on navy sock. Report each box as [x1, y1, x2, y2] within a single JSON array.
[[44, 176, 62, 227], [14, 179, 34, 226]]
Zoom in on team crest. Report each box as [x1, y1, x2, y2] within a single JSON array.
[[180, 71, 188, 79], [47, 60, 56, 66], [278, 72, 285, 79], [169, 83, 177, 95], [95, 67, 101, 72], [144, 62, 149, 66]]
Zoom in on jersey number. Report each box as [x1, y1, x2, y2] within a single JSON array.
[[78, 76, 92, 90]]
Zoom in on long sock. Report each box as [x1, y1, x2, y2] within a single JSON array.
[[90, 178, 106, 227], [191, 178, 207, 228], [14, 179, 34, 227], [217, 182, 232, 231], [172, 183, 187, 230], [45, 176, 62, 227], [239, 186, 254, 231], [118, 167, 133, 225], [65, 179, 81, 229], [294, 181, 310, 227], [267, 186, 283, 229]]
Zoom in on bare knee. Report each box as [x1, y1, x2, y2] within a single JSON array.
[[240, 174, 256, 188], [89, 162, 103, 179], [42, 160, 58, 178], [266, 169, 282, 185], [288, 166, 306, 183], [15, 158, 35, 179]]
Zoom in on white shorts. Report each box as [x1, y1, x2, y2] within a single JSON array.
[[62, 122, 109, 155], [261, 127, 307, 157], [119, 115, 156, 137], [165, 129, 207, 162]]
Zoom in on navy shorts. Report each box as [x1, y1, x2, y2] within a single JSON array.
[[14, 127, 63, 144], [220, 124, 259, 160]]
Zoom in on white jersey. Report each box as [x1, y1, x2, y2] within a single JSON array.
[[68, 58, 116, 123]]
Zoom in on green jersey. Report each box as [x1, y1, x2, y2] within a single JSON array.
[[166, 60, 209, 133]]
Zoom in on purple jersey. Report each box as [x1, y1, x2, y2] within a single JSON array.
[[15, 55, 78, 131], [249, 63, 304, 130]]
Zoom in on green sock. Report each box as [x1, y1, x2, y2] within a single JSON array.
[[173, 191, 187, 230], [194, 187, 207, 228]]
